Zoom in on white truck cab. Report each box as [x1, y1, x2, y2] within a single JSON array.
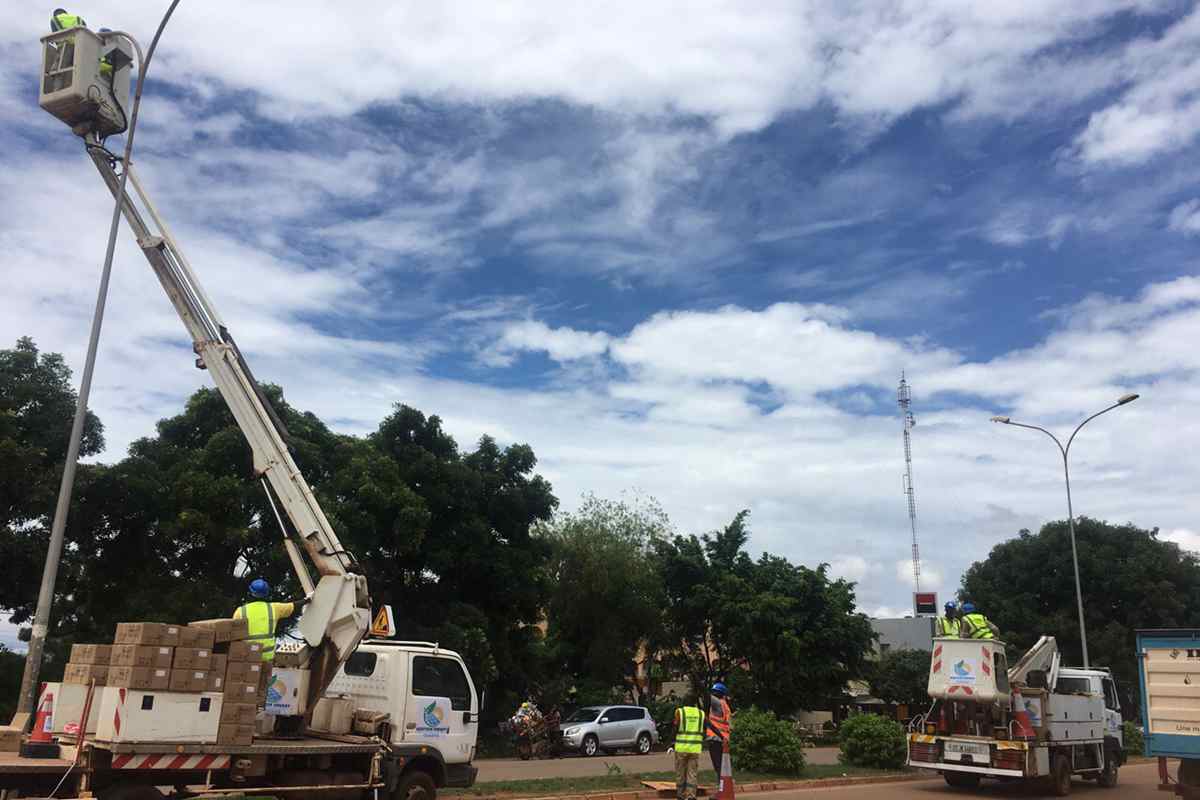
[[325, 641, 480, 789]]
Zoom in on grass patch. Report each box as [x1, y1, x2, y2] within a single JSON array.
[[445, 765, 908, 797]]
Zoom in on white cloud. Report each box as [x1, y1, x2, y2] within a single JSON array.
[[895, 559, 944, 591], [1163, 528, 1200, 553], [830, 555, 883, 583], [1169, 200, 1200, 236], [485, 320, 612, 366]]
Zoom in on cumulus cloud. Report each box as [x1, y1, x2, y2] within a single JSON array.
[[483, 320, 611, 366], [1169, 200, 1200, 236]]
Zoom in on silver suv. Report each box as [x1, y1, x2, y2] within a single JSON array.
[[560, 705, 659, 757]]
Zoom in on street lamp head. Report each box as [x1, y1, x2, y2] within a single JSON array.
[[1117, 393, 1140, 406], [990, 416, 1011, 424]]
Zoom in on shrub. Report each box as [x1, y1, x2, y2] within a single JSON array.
[[838, 713, 907, 770], [729, 707, 806, 775], [1123, 720, 1144, 759]]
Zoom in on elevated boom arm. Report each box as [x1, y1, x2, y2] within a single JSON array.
[[85, 142, 369, 696]]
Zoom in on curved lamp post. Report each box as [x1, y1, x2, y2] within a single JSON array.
[[990, 393, 1139, 668], [15, 0, 184, 718]]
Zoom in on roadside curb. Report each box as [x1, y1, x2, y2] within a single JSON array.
[[459, 771, 925, 800]]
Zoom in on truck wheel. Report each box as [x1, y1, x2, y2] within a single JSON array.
[[1050, 753, 1072, 796], [581, 734, 599, 757], [394, 770, 436, 800], [943, 771, 981, 788], [1098, 749, 1119, 788]]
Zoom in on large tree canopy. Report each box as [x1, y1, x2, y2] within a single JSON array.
[[961, 518, 1200, 714]]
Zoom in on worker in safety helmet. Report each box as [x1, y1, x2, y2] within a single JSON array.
[[705, 682, 732, 775], [936, 600, 962, 637], [50, 8, 87, 31], [959, 602, 1000, 640], [232, 579, 311, 699]]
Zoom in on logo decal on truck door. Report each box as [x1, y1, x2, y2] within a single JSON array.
[[417, 700, 450, 736]]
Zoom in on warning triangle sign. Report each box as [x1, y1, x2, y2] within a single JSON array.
[[370, 605, 395, 637]]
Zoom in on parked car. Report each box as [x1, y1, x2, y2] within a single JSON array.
[[560, 705, 659, 757]]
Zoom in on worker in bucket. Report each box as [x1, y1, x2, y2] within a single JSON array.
[[936, 600, 962, 637], [705, 682, 732, 775], [233, 579, 311, 700], [959, 602, 1000, 639], [49, 8, 86, 31]]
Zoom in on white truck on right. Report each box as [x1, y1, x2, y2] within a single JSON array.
[[908, 635, 1123, 795]]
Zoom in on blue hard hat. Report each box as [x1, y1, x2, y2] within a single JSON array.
[[249, 579, 270, 598], [711, 682, 728, 696], [945, 600, 958, 613], [961, 602, 976, 614]]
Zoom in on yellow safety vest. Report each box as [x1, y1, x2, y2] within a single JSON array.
[[962, 612, 995, 639], [675, 706, 704, 754], [52, 13, 86, 31], [936, 616, 960, 637], [237, 601, 277, 661]]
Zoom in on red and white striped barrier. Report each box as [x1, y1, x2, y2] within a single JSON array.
[[111, 753, 230, 770]]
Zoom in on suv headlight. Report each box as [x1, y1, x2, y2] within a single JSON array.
[[565, 727, 580, 736]]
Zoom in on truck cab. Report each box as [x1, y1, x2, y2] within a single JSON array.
[[325, 641, 480, 790]]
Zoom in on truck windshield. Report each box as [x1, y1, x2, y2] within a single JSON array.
[[564, 707, 603, 723]]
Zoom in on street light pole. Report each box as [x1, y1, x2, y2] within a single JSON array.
[[990, 393, 1139, 669], [14, 0, 183, 719]]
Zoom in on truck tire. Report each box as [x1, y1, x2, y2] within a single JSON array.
[[1098, 747, 1119, 788], [943, 771, 981, 788], [394, 770, 436, 800], [99, 785, 164, 800], [1050, 753, 1072, 796]]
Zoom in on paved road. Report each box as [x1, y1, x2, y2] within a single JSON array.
[[477, 748, 842, 782], [765, 759, 1162, 797]]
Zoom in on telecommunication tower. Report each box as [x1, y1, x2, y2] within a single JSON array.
[[897, 373, 920, 596]]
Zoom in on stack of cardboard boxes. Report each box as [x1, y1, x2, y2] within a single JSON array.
[[61, 618, 266, 745]]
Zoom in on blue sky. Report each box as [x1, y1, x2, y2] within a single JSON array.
[[3, 1, 1200, 639]]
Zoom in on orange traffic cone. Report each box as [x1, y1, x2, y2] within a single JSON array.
[[716, 739, 736, 800], [20, 685, 61, 758], [1011, 690, 1035, 739]]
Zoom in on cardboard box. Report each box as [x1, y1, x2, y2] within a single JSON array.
[[273, 649, 305, 668], [69, 644, 112, 665], [190, 618, 249, 643], [353, 709, 390, 736], [224, 661, 263, 684], [0, 728, 22, 752], [63, 663, 108, 685], [169, 669, 209, 692], [219, 702, 256, 725], [210, 653, 228, 675], [95, 688, 222, 743], [223, 680, 258, 704], [173, 647, 213, 670], [178, 626, 216, 649], [110, 644, 173, 668], [108, 666, 171, 691], [224, 640, 264, 662], [114, 622, 181, 647], [206, 672, 225, 692], [216, 722, 253, 746]]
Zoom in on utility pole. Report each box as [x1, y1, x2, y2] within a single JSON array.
[[898, 373, 921, 604]]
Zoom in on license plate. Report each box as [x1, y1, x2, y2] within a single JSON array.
[[945, 741, 990, 759]]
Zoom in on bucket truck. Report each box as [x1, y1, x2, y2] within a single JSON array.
[[0, 24, 480, 800]]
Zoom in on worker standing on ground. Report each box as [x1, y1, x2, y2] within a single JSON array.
[[672, 698, 705, 800], [936, 600, 962, 637], [705, 682, 732, 775], [232, 579, 310, 700], [959, 602, 1000, 639]]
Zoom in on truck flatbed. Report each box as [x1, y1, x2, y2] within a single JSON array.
[[0, 750, 75, 773], [94, 734, 383, 756]]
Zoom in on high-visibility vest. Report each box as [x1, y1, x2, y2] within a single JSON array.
[[237, 601, 277, 661], [675, 706, 704, 754], [936, 616, 960, 637], [706, 697, 731, 742], [52, 13, 86, 31], [961, 612, 995, 639]]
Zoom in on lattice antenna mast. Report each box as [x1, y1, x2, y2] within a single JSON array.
[[898, 372, 921, 596]]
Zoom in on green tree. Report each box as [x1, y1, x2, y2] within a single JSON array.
[[657, 511, 875, 714], [868, 649, 931, 709], [0, 337, 104, 621], [537, 493, 670, 703], [961, 518, 1200, 715]]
